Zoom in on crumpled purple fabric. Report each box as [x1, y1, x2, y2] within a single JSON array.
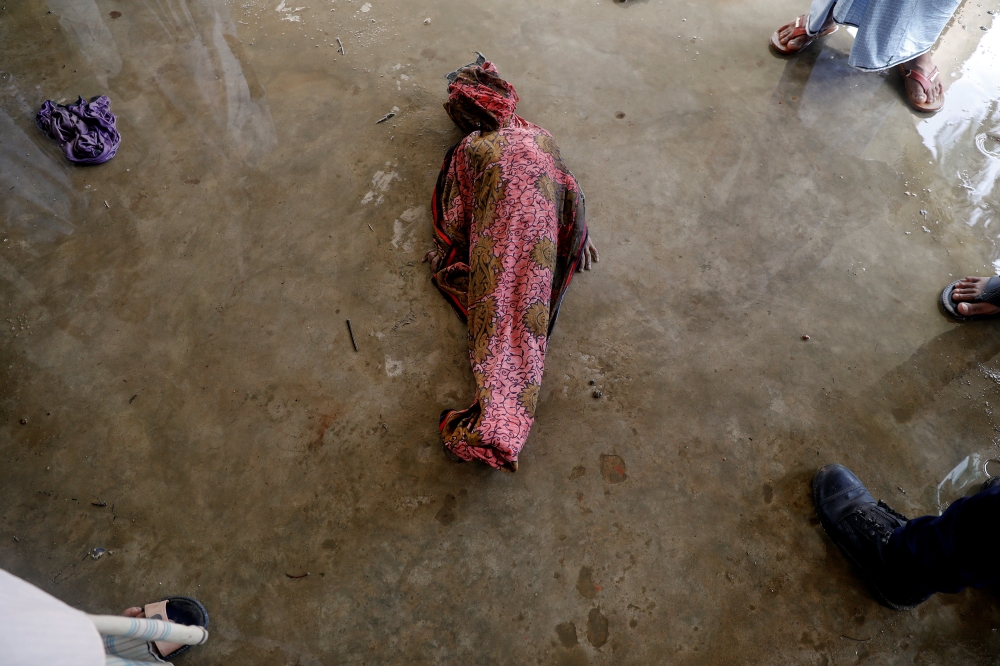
[[35, 95, 121, 165]]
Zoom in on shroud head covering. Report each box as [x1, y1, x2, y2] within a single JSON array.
[[443, 61, 519, 134]]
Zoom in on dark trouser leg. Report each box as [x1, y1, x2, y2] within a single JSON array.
[[884, 483, 1000, 595]]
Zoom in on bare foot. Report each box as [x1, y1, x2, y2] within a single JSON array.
[[952, 277, 1000, 316], [123, 607, 145, 618], [578, 237, 599, 272], [775, 13, 836, 52], [901, 52, 943, 106]]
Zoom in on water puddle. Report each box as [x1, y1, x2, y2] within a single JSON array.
[[976, 131, 1000, 158], [936, 453, 1000, 513], [917, 19, 1000, 267]]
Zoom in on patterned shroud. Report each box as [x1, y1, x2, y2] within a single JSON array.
[[431, 62, 588, 471]]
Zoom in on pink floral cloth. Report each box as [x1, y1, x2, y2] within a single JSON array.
[[431, 62, 587, 471]]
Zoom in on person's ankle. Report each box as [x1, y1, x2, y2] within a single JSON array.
[[881, 522, 942, 599]]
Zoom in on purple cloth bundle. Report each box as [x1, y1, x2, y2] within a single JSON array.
[[35, 95, 121, 165]]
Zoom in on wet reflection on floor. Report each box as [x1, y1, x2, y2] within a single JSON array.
[[918, 22, 1000, 268], [0, 99, 78, 242], [795, 45, 897, 156]]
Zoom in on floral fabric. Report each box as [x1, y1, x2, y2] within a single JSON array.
[[431, 62, 588, 471]]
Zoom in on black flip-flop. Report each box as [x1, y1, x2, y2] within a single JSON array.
[[155, 596, 210, 659], [940, 277, 1000, 320]]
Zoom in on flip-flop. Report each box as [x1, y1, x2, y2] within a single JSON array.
[[940, 277, 1000, 320], [899, 65, 945, 113], [770, 15, 838, 55], [147, 596, 210, 659]]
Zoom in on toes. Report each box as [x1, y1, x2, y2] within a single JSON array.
[[122, 607, 144, 618], [958, 302, 1000, 316], [956, 277, 987, 291], [954, 287, 982, 299], [956, 303, 1000, 317], [777, 26, 796, 45]]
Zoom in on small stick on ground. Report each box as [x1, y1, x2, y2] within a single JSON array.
[[375, 111, 395, 124], [346, 319, 358, 352], [104, 200, 110, 209], [285, 572, 309, 579], [336, 37, 345, 54]]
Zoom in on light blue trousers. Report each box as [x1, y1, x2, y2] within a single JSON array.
[[806, 0, 961, 70]]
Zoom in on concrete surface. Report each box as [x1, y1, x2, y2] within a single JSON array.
[[3, 0, 1000, 663]]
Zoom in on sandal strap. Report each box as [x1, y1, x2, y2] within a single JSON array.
[[789, 15, 809, 39], [975, 276, 1000, 306], [903, 66, 939, 95]]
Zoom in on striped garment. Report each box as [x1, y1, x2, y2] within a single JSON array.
[[806, 0, 961, 70], [1, 568, 207, 666]]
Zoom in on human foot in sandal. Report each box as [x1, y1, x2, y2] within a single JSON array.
[[941, 276, 1000, 319], [122, 596, 209, 660], [899, 52, 944, 112], [771, 13, 837, 55]]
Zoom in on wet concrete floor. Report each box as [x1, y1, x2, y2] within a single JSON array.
[[3, 0, 1000, 663]]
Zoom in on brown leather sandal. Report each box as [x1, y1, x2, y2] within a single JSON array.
[[770, 15, 838, 55], [899, 65, 944, 113]]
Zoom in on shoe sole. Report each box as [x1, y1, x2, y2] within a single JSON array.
[[811, 478, 927, 611]]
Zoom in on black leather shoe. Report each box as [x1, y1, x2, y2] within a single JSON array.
[[982, 476, 1000, 492], [812, 464, 932, 610]]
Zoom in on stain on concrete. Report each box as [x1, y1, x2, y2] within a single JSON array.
[[435, 494, 457, 526], [553, 648, 591, 666], [576, 566, 601, 598], [569, 465, 586, 480], [763, 482, 774, 504], [309, 412, 338, 450], [586, 608, 609, 648], [555, 621, 578, 647], [599, 454, 627, 483]]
